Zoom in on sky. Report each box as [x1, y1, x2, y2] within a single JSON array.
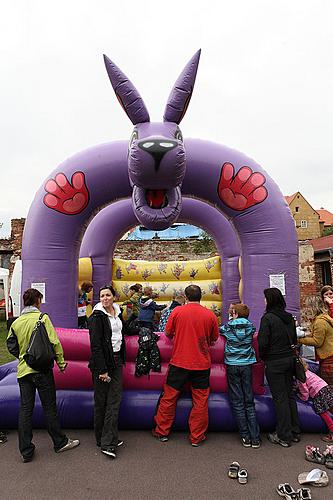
[[0, 0, 332, 238]]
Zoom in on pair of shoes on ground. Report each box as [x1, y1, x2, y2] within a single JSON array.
[[56, 438, 80, 453], [267, 432, 291, 448], [241, 437, 261, 448], [277, 483, 311, 499], [101, 439, 124, 459], [228, 461, 248, 484], [305, 444, 333, 469]]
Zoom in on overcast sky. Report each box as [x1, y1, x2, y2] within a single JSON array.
[[0, 0, 332, 237]]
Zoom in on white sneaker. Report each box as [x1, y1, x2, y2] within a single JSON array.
[[56, 438, 80, 453]]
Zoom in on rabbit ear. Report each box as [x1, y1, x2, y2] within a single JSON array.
[[163, 50, 201, 124], [103, 55, 150, 125]]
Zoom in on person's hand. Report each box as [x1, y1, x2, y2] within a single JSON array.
[[99, 372, 110, 382], [60, 363, 68, 372], [324, 296, 333, 305]]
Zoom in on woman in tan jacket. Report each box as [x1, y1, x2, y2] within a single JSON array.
[[299, 285, 333, 386]]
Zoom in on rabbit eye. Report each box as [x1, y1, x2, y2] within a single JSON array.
[[175, 129, 183, 142], [129, 130, 138, 149]]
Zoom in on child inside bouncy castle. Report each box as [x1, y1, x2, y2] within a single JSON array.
[[296, 359, 333, 443], [220, 303, 261, 448], [138, 286, 166, 331], [78, 281, 93, 328]]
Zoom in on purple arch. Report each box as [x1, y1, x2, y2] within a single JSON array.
[[79, 197, 241, 323], [22, 139, 298, 328]]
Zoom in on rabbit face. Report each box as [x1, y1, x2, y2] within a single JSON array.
[[128, 122, 186, 230]]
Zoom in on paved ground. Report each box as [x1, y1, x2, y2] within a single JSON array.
[[0, 430, 332, 499]]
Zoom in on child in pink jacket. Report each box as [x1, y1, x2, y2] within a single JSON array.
[[297, 360, 333, 442]]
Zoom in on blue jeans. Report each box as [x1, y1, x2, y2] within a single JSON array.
[[226, 364, 260, 441]]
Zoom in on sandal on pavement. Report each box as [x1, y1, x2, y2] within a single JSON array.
[[296, 488, 312, 499], [276, 483, 298, 499], [298, 468, 329, 487], [238, 468, 248, 484], [323, 445, 333, 469], [228, 461, 240, 479], [305, 445, 325, 465]]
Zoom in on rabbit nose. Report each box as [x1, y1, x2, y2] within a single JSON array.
[[138, 139, 178, 170]]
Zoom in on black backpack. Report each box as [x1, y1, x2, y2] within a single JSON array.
[[23, 313, 56, 372]]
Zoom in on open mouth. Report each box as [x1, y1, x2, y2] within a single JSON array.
[[145, 189, 168, 209], [132, 186, 182, 230]]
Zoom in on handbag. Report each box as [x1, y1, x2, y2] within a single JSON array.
[[23, 313, 56, 372]]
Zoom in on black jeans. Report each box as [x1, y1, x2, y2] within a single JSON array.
[[265, 357, 300, 443], [227, 364, 260, 441], [18, 371, 67, 459], [93, 363, 123, 448]]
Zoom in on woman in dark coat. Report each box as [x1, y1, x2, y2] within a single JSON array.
[[88, 285, 125, 459], [258, 287, 300, 447]]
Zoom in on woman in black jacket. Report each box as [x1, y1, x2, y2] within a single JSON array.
[[258, 287, 300, 447], [88, 285, 125, 459]]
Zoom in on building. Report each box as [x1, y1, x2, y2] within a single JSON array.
[[310, 234, 333, 288], [284, 192, 321, 240], [317, 208, 333, 234]]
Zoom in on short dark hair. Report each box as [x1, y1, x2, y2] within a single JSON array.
[[81, 281, 93, 292], [130, 284, 141, 293], [185, 285, 202, 302], [233, 303, 250, 318], [99, 285, 116, 297], [23, 288, 43, 307], [264, 287, 286, 310]]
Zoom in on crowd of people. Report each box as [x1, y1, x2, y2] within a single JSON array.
[[5, 281, 333, 462]]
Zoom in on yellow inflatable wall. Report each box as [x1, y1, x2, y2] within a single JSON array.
[[78, 256, 222, 322]]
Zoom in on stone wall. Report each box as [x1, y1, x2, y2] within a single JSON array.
[[114, 239, 218, 261], [298, 241, 317, 326]]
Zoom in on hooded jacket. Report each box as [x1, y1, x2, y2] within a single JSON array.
[[220, 317, 256, 365], [299, 313, 333, 360], [138, 296, 166, 323], [258, 308, 296, 362], [88, 304, 125, 374]]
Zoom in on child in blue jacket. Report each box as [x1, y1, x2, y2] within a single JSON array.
[[220, 303, 260, 448], [138, 286, 166, 331]]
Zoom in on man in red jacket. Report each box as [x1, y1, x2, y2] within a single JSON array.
[[153, 285, 219, 446]]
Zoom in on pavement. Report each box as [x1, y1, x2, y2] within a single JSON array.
[[0, 430, 333, 499]]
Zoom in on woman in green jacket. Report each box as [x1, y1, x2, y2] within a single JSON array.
[[7, 288, 80, 462]]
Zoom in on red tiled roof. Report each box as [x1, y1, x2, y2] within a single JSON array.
[[316, 209, 333, 226], [310, 234, 333, 251], [284, 193, 297, 205]]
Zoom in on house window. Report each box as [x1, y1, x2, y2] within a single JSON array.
[[300, 220, 308, 228], [295, 207, 299, 212]]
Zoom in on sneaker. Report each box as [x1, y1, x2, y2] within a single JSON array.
[[56, 438, 80, 453], [321, 432, 333, 443], [267, 432, 290, 448], [241, 437, 251, 447], [305, 445, 325, 465], [152, 430, 168, 442], [22, 455, 34, 463], [292, 433, 301, 443], [191, 436, 206, 447], [251, 440, 261, 448], [101, 446, 116, 459], [97, 439, 123, 448]]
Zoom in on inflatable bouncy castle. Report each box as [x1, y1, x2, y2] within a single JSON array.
[[0, 51, 323, 431]]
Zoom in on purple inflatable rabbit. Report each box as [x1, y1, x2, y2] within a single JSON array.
[[103, 51, 201, 230]]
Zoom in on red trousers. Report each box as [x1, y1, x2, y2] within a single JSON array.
[[154, 383, 210, 443]]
